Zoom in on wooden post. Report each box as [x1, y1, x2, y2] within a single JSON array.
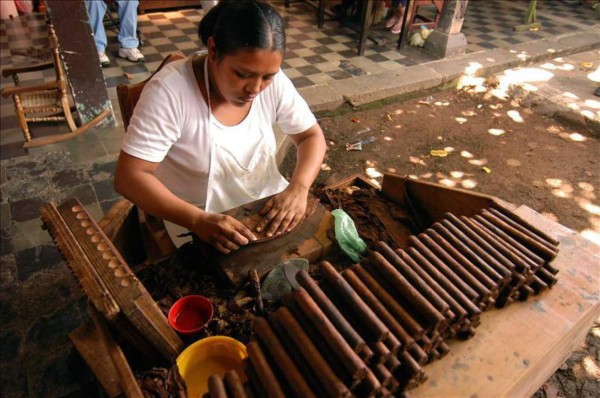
[[423, 0, 469, 59]]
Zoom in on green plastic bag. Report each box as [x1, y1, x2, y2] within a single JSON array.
[[331, 209, 367, 263]]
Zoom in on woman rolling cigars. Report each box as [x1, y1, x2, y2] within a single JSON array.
[[114, 0, 326, 254]]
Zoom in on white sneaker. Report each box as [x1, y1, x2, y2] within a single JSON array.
[[118, 47, 145, 62], [98, 51, 110, 66]]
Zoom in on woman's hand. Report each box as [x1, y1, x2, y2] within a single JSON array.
[[192, 212, 257, 254], [256, 183, 309, 237]]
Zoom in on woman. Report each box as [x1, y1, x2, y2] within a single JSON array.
[[114, 0, 326, 254]]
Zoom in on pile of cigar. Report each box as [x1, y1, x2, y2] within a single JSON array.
[[207, 201, 559, 397]]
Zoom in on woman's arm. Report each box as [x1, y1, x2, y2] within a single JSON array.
[[114, 151, 256, 254], [256, 123, 326, 236]]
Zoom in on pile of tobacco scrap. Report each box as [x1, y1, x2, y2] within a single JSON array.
[[136, 364, 187, 398], [317, 184, 416, 250]]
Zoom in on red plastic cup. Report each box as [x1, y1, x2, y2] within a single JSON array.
[[168, 295, 214, 335]]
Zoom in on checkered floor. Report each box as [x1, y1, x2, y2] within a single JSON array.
[[1, 0, 598, 159]]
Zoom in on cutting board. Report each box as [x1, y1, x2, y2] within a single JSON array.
[[208, 196, 335, 287]]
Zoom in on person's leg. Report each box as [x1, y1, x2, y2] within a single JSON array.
[[116, 0, 144, 61], [386, 0, 403, 28], [391, 0, 407, 34], [85, 0, 108, 53]]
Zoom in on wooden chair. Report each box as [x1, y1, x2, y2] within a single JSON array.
[[116, 53, 186, 262], [1, 18, 109, 148], [117, 52, 186, 131]]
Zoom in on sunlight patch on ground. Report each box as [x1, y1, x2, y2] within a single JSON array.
[[581, 230, 600, 246], [450, 171, 464, 178], [546, 48, 556, 53], [420, 172, 433, 179], [547, 125, 561, 134], [461, 150, 474, 158], [457, 62, 486, 93], [434, 101, 450, 106], [580, 110, 597, 120], [507, 110, 524, 123], [439, 178, 456, 187], [384, 136, 393, 141], [461, 110, 477, 117], [386, 167, 396, 173], [443, 147, 455, 153], [490, 67, 554, 100], [320, 163, 331, 171], [488, 128, 505, 136], [576, 198, 600, 216], [584, 99, 600, 110], [568, 132, 587, 142], [455, 117, 468, 124], [409, 156, 426, 165], [461, 179, 478, 189], [394, 124, 402, 129], [506, 159, 521, 167], [562, 91, 580, 100], [469, 158, 487, 166], [365, 167, 383, 179], [408, 174, 418, 179], [546, 178, 562, 188], [588, 67, 600, 82]]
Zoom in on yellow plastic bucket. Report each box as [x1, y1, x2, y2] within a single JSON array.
[[176, 336, 248, 397]]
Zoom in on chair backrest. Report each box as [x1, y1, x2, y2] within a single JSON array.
[[116, 53, 186, 131]]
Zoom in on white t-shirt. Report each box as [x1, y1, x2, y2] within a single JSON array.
[[122, 55, 317, 210]]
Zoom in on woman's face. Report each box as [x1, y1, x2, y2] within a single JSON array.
[[209, 40, 283, 106]]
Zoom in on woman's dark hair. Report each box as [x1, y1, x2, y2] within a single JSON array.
[[198, 0, 286, 58]]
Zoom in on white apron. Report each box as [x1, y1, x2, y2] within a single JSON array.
[[165, 57, 288, 247]]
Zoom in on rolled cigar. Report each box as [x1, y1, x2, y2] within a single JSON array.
[[408, 343, 429, 365], [353, 369, 381, 398], [343, 267, 414, 349], [433, 222, 504, 284], [473, 215, 545, 268], [536, 266, 558, 287], [242, 358, 268, 398], [373, 363, 394, 390], [374, 241, 453, 319], [405, 246, 481, 320], [386, 354, 402, 373], [253, 318, 315, 398], [208, 374, 227, 398], [490, 200, 559, 246], [245, 341, 286, 398], [224, 370, 247, 398], [442, 215, 514, 277], [460, 216, 532, 274], [365, 252, 446, 328], [353, 264, 425, 340], [482, 210, 558, 261], [370, 340, 392, 364], [409, 234, 480, 300], [293, 288, 368, 381], [320, 261, 390, 342], [274, 308, 351, 398], [296, 270, 368, 353], [422, 230, 497, 295], [489, 207, 559, 255]]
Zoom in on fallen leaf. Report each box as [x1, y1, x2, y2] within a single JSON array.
[[351, 117, 361, 123], [430, 149, 448, 157], [482, 166, 492, 173], [580, 62, 593, 68], [385, 113, 393, 121]]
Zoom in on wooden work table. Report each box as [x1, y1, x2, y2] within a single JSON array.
[[412, 205, 600, 397]]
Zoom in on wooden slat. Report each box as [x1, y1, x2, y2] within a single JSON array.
[[69, 322, 123, 398]]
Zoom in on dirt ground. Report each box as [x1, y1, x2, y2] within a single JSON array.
[[281, 86, 600, 397]]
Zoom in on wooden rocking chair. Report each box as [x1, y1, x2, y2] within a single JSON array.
[[1, 19, 109, 148]]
